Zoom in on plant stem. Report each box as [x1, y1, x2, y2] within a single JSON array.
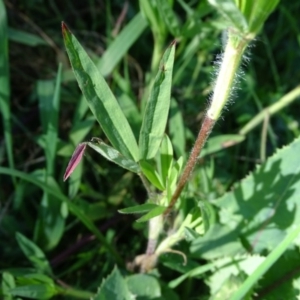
[[207, 36, 246, 120], [164, 32, 249, 215], [163, 116, 215, 217], [57, 286, 93, 299], [146, 214, 163, 255], [239, 85, 300, 135]]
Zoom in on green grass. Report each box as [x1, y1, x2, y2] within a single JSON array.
[[1, 0, 300, 299]]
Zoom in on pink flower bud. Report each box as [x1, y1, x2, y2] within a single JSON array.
[[63, 143, 87, 181]]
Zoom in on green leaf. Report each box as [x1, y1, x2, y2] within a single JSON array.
[[126, 274, 161, 299], [92, 266, 132, 300], [136, 205, 166, 223], [2, 272, 15, 300], [9, 284, 57, 300], [198, 200, 216, 233], [166, 156, 183, 201], [255, 249, 300, 300], [139, 160, 165, 190], [15, 232, 52, 276], [157, 0, 181, 37], [208, 0, 249, 33], [139, 41, 176, 160], [62, 22, 139, 161], [184, 227, 201, 242], [214, 136, 300, 253], [200, 134, 245, 157], [168, 262, 216, 288], [230, 224, 300, 300], [88, 139, 140, 173], [0, 0, 14, 173], [35, 66, 65, 251], [206, 255, 264, 299], [37, 64, 62, 175], [235, 0, 280, 34], [97, 12, 148, 77], [0, 167, 122, 264], [169, 98, 185, 157], [158, 134, 173, 186], [8, 28, 47, 46], [118, 203, 159, 214], [190, 224, 243, 259]]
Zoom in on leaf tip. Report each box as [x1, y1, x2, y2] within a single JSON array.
[[63, 143, 87, 181], [170, 39, 177, 47], [61, 21, 70, 37]]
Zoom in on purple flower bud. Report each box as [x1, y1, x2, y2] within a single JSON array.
[[63, 143, 87, 181]]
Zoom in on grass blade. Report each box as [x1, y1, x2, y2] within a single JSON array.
[[37, 64, 62, 175], [62, 22, 139, 161], [97, 12, 148, 76], [139, 41, 176, 160], [0, 0, 14, 173], [8, 27, 47, 46], [118, 203, 158, 214], [230, 224, 300, 300]]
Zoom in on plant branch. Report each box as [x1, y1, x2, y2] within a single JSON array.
[[239, 85, 300, 135]]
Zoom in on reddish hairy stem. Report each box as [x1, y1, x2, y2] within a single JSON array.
[[164, 116, 215, 217]]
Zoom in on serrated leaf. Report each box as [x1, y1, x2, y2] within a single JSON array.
[[136, 205, 166, 223], [118, 203, 158, 214], [15, 233, 52, 276], [214, 136, 300, 252], [88, 139, 140, 173], [139, 41, 176, 160], [92, 266, 132, 300], [139, 160, 165, 191], [62, 22, 139, 161]]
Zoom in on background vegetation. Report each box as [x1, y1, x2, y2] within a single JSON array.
[[1, 0, 300, 299]]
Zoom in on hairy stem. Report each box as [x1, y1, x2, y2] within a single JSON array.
[[164, 32, 249, 215], [163, 116, 215, 217]]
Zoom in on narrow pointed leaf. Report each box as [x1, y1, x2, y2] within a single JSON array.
[[158, 134, 173, 185], [0, 0, 14, 172], [139, 41, 176, 159], [15, 232, 53, 276], [139, 160, 165, 191], [118, 203, 158, 214], [62, 22, 139, 161], [136, 205, 166, 223], [88, 139, 140, 173]]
